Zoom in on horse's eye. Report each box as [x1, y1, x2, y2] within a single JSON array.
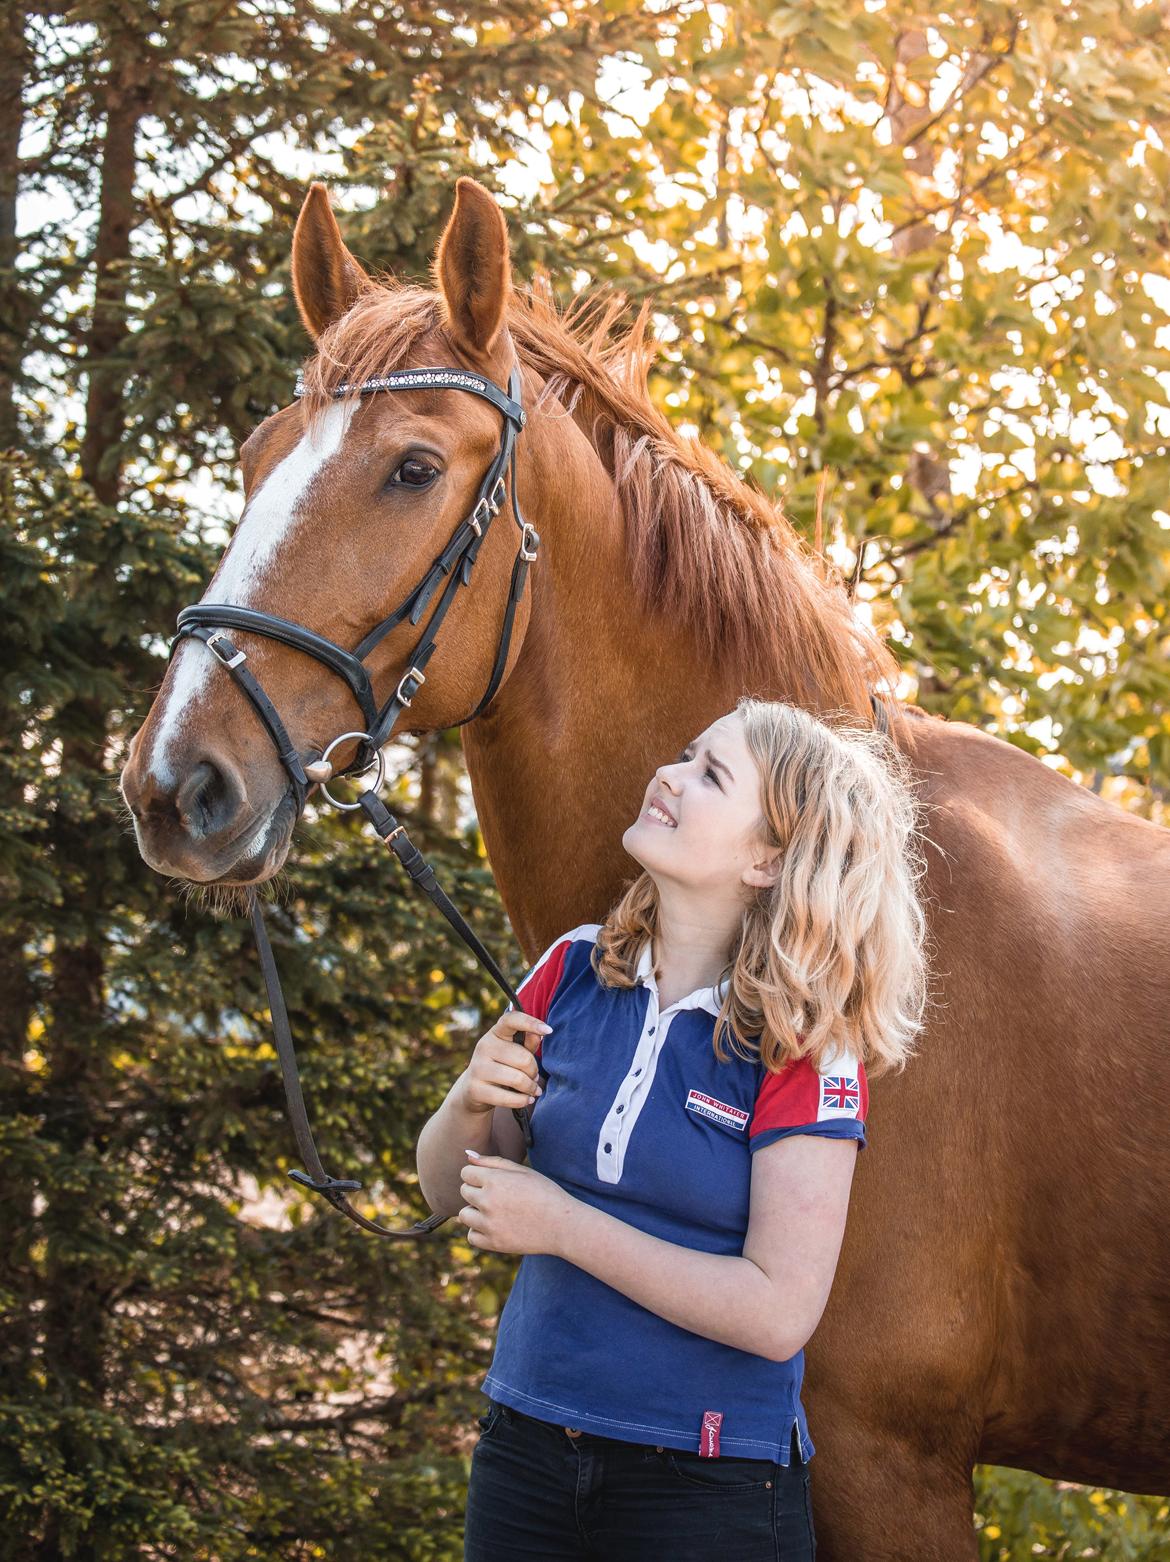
[[388, 457, 438, 489]]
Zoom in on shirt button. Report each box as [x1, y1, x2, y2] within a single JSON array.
[[604, 1142, 612, 1152], [634, 1068, 642, 1076], [616, 1105, 623, 1113], [648, 1026, 655, 1034]]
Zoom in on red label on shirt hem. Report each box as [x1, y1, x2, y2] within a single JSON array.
[[700, 1410, 722, 1457]]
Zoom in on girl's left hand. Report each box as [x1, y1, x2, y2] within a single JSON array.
[[458, 1151, 577, 1257]]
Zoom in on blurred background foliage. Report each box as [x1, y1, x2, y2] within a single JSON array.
[[0, 0, 1166, 1555]]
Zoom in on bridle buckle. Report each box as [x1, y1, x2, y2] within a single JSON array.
[[396, 665, 426, 707], [207, 630, 247, 669], [520, 523, 540, 563]]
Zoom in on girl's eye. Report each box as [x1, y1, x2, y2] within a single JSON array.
[[387, 457, 439, 489], [678, 746, 721, 788]]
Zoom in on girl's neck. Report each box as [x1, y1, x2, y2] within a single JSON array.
[[650, 899, 738, 1008]]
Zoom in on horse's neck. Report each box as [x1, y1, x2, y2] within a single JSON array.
[[461, 412, 694, 952], [456, 397, 755, 953]]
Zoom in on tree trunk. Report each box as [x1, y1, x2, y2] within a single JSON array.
[[79, 52, 146, 507], [0, 0, 28, 447], [0, 0, 37, 1417], [37, 36, 146, 1558]]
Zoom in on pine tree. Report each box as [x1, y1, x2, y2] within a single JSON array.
[[0, 3, 669, 1554]]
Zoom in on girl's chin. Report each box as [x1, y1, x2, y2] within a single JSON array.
[[622, 820, 678, 863], [621, 824, 647, 855]]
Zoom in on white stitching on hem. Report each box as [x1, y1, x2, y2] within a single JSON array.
[[482, 1374, 784, 1455]]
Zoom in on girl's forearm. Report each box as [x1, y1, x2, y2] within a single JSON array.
[[416, 1076, 495, 1218], [555, 1199, 790, 1362]]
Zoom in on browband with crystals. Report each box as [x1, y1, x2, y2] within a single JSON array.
[[293, 366, 526, 426]]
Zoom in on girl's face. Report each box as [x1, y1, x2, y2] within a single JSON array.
[[623, 712, 777, 894]]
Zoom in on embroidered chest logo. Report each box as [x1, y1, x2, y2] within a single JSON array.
[[819, 1074, 860, 1115], [685, 1089, 749, 1131]]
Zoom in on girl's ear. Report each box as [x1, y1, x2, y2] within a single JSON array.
[[742, 845, 783, 891]]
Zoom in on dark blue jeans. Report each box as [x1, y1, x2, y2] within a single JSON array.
[[464, 1400, 816, 1561]]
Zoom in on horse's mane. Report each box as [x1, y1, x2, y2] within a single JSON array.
[[296, 271, 905, 724]]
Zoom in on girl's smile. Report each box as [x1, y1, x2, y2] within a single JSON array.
[[643, 798, 677, 828]]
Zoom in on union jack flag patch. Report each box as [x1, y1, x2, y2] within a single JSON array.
[[818, 1074, 860, 1117]]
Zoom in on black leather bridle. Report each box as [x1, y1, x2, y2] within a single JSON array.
[[169, 363, 542, 1239], [173, 365, 538, 814], [167, 358, 896, 1242]]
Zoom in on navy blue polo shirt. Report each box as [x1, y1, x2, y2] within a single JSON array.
[[479, 923, 868, 1465]]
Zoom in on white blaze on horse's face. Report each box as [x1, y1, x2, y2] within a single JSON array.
[[146, 401, 358, 787]]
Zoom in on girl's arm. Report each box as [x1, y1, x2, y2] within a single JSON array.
[[417, 1075, 496, 1219], [417, 1012, 546, 1216], [553, 1134, 860, 1361]]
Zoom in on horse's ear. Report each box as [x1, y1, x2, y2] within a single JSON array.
[[431, 177, 511, 362], [291, 182, 377, 341]]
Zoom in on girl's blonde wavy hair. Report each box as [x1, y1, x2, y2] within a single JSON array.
[[592, 697, 932, 1081]]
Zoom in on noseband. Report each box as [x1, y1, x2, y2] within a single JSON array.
[[169, 363, 542, 1239]]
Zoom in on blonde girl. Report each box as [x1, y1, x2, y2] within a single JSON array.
[[417, 695, 929, 1562]]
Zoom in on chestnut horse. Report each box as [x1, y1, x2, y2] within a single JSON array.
[[120, 176, 1170, 1557]]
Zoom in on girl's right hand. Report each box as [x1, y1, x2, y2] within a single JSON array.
[[458, 1010, 552, 1115]]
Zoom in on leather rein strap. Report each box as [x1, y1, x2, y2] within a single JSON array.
[[170, 363, 540, 1239], [246, 791, 526, 1238]]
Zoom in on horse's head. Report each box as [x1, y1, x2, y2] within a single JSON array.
[[121, 176, 538, 887]]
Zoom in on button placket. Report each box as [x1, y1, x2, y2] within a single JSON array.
[[595, 946, 730, 1183], [598, 986, 665, 1180]]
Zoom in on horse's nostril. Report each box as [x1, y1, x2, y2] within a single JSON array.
[[175, 758, 245, 840]]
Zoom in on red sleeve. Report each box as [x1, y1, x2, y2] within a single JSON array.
[[509, 935, 572, 1065], [749, 1043, 869, 1153]]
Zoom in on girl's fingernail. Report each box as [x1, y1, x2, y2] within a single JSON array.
[[465, 1148, 481, 1158], [534, 1085, 543, 1096]]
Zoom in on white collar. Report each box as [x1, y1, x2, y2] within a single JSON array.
[[634, 937, 730, 1018]]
